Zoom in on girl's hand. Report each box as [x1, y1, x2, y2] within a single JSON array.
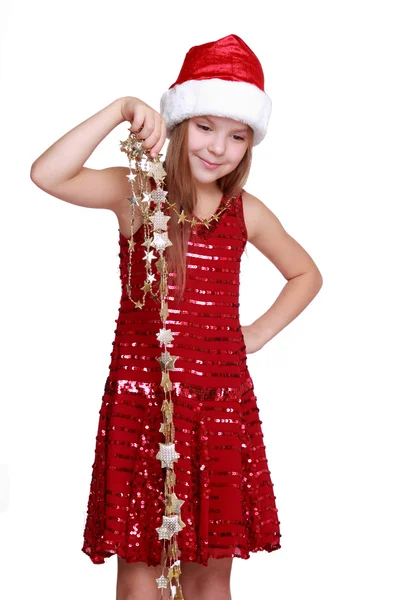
[[241, 324, 265, 354], [120, 97, 166, 157]]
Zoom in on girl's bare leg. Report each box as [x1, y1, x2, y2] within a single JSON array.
[[116, 556, 168, 600], [180, 557, 233, 600]]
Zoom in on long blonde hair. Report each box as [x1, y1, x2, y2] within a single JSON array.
[[164, 119, 254, 304]]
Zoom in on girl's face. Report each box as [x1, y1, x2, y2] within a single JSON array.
[[187, 115, 251, 188]]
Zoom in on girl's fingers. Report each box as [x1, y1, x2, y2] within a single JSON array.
[[142, 117, 162, 151], [130, 108, 145, 133], [136, 113, 155, 141], [130, 108, 166, 157], [150, 119, 167, 157]]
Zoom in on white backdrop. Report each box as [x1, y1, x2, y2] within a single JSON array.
[[1, 0, 399, 598]]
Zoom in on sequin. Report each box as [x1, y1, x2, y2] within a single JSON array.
[[81, 195, 281, 567]]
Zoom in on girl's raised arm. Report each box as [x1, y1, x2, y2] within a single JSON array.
[[30, 97, 166, 213]]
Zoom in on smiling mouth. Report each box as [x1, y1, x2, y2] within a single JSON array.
[[197, 156, 222, 167]]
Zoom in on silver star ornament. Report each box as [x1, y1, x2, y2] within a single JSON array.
[[156, 442, 180, 468]]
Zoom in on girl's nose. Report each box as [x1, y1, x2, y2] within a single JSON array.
[[208, 134, 226, 156]]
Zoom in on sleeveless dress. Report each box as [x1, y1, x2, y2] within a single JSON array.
[[81, 193, 281, 566]]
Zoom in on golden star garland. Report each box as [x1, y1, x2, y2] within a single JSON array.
[[119, 130, 186, 600]]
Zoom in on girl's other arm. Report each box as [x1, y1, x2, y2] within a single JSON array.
[[242, 191, 323, 351], [30, 97, 165, 213]]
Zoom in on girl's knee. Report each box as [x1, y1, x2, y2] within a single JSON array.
[[196, 578, 232, 599], [116, 557, 165, 600], [180, 557, 233, 599]]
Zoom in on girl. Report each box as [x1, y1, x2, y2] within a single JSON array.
[[31, 34, 323, 600]]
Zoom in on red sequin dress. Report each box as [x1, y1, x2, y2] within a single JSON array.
[[81, 193, 281, 566]]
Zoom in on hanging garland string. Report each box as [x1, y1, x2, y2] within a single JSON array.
[[120, 130, 186, 600], [119, 130, 234, 599]]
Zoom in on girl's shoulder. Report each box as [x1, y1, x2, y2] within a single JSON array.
[[241, 190, 269, 243], [241, 190, 284, 245]]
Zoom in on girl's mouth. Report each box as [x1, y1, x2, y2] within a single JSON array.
[[197, 156, 222, 170]]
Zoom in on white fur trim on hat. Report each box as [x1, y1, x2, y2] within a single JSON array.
[[160, 78, 272, 146]]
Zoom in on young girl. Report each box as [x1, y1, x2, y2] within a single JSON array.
[[31, 34, 323, 600]]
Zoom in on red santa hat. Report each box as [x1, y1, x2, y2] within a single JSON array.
[[160, 34, 272, 146]]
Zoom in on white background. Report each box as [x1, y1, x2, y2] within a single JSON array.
[[1, 0, 399, 598]]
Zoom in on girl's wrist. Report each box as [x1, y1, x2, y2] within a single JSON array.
[[118, 96, 139, 123], [117, 97, 131, 123], [250, 322, 268, 350]]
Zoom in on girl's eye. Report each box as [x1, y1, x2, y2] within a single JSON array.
[[232, 135, 245, 141], [197, 124, 211, 131]]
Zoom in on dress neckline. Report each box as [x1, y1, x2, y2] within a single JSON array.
[[192, 193, 226, 222]]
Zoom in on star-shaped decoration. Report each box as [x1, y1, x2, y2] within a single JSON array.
[[151, 188, 168, 205], [141, 237, 152, 250], [177, 209, 186, 224], [149, 210, 170, 231], [134, 300, 144, 309], [141, 192, 152, 205], [141, 281, 151, 293], [155, 574, 169, 590], [156, 442, 180, 469], [126, 171, 137, 182], [129, 195, 141, 207], [156, 514, 182, 540], [151, 231, 172, 251], [157, 350, 178, 372], [157, 350, 171, 371], [172, 495, 185, 514], [159, 421, 167, 435], [167, 354, 178, 370], [190, 217, 198, 227], [143, 249, 156, 263], [147, 272, 156, 284], [128, 238, 135, 251], [165, 492, 185, 514], [156, 327, 175, 345], [148, 160, 167, 183], [167, 563, 182, 582], [133, 140, 145, 155], [166, 201, 176, 211], [119, 136, 135, 156]]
